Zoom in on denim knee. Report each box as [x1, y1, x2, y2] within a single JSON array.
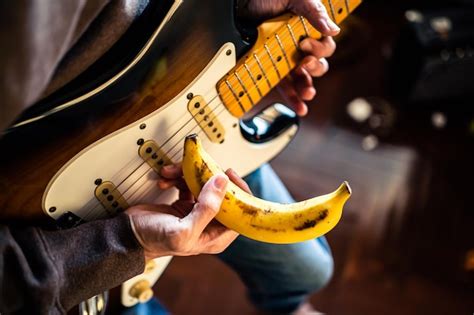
[[299, 248, 334, 293]]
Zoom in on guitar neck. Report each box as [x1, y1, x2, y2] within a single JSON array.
[[217, 0, 362, 117]]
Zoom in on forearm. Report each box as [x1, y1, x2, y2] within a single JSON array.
[[0, 213, 144, 314]]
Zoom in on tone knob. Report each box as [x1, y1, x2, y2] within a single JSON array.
[[129, 280, 153, 303]]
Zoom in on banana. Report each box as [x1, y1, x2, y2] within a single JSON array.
[[182, 134, 352, 244]]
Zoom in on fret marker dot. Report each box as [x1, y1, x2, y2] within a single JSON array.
[[277, 56, 282, 62], [338, 8, 343, 14], [257, 75, 262, 81], [238, 91, 244, 97]]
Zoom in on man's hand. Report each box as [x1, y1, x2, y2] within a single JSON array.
[[239, 0, 339, 116], [126, 165, 250, 260]]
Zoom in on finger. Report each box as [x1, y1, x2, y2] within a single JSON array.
[[202, 228, 239, 254], [296, 56, 329, 78], [160, 163, 182, 179], [157, 178, 179, 190], [157, 177, 189, 191], [277, 77, 308, 117], [292, 65, 316, 101], [299, 37, 336, 59], [197, 220, 239, 253], [184, 174, 228, 234], [225, 168, 252, 195], [289, 0, 340, 36]]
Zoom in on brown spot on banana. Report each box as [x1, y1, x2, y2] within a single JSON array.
[[250, 224, 286, 233], [293, 209, 329, 231]]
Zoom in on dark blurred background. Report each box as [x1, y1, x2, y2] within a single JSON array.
[[154, 0, 474, 313]]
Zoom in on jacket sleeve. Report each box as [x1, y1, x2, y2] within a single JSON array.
[[0, 213, 145, 314]]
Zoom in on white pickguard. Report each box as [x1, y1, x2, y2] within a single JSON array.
[[42, 43, 298, 306]]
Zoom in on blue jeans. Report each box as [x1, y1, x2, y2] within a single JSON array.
[[125, 164, 333, 314]]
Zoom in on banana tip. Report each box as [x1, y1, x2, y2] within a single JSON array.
[[343, 181, 352, 195], [186, 134, 198, 143]]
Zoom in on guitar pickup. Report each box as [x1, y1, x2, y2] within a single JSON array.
[[95, 181, 128, 215], [138, 140, 172, 173], [187, 95, 225, 144]]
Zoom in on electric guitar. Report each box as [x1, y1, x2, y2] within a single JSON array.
[[0, 0, 361, 311]]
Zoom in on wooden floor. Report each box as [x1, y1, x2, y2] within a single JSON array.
[[153, 1, 474, 314]]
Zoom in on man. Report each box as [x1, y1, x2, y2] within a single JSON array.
[[0, 0, 338, 314]]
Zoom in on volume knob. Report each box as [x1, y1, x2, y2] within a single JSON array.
[[129, 280, 153, 303]]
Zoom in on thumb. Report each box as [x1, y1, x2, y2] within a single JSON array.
[[184, 174, 228, 234], [289, 0, 340, 36]]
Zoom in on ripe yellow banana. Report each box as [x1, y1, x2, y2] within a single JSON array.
[[182, 134, 352, 244]]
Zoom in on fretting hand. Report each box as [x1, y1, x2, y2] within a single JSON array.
[[238, 0, 338, 116]]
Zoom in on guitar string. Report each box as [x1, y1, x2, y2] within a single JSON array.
[[81, 20, 311, 220], [80, 20, 313, 220], [121, 10, 346, 208]]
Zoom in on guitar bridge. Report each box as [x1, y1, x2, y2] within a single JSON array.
[[187, 95, 225, 144]]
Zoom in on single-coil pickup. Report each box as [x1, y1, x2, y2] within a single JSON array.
[[138, 140, 171, 173], [94, 181, 128, 215], [187, 95, 225, 144]]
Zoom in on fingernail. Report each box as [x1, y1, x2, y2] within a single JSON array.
[[214, 175, 228, 191], [327, 19, 340, 33]]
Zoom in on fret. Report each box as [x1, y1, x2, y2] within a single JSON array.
[[224, 80, 246, 114], [299, 16, 310, 37], [344, 0, 351, 13], [253, 53, 273, 89], [275, 34, 291, 70], [234, 71, 255, 106], [264, 44, 282, 80], [286, 23, 299, 48], [243, 63, 263, 98], [327, 0, 336, 22]]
